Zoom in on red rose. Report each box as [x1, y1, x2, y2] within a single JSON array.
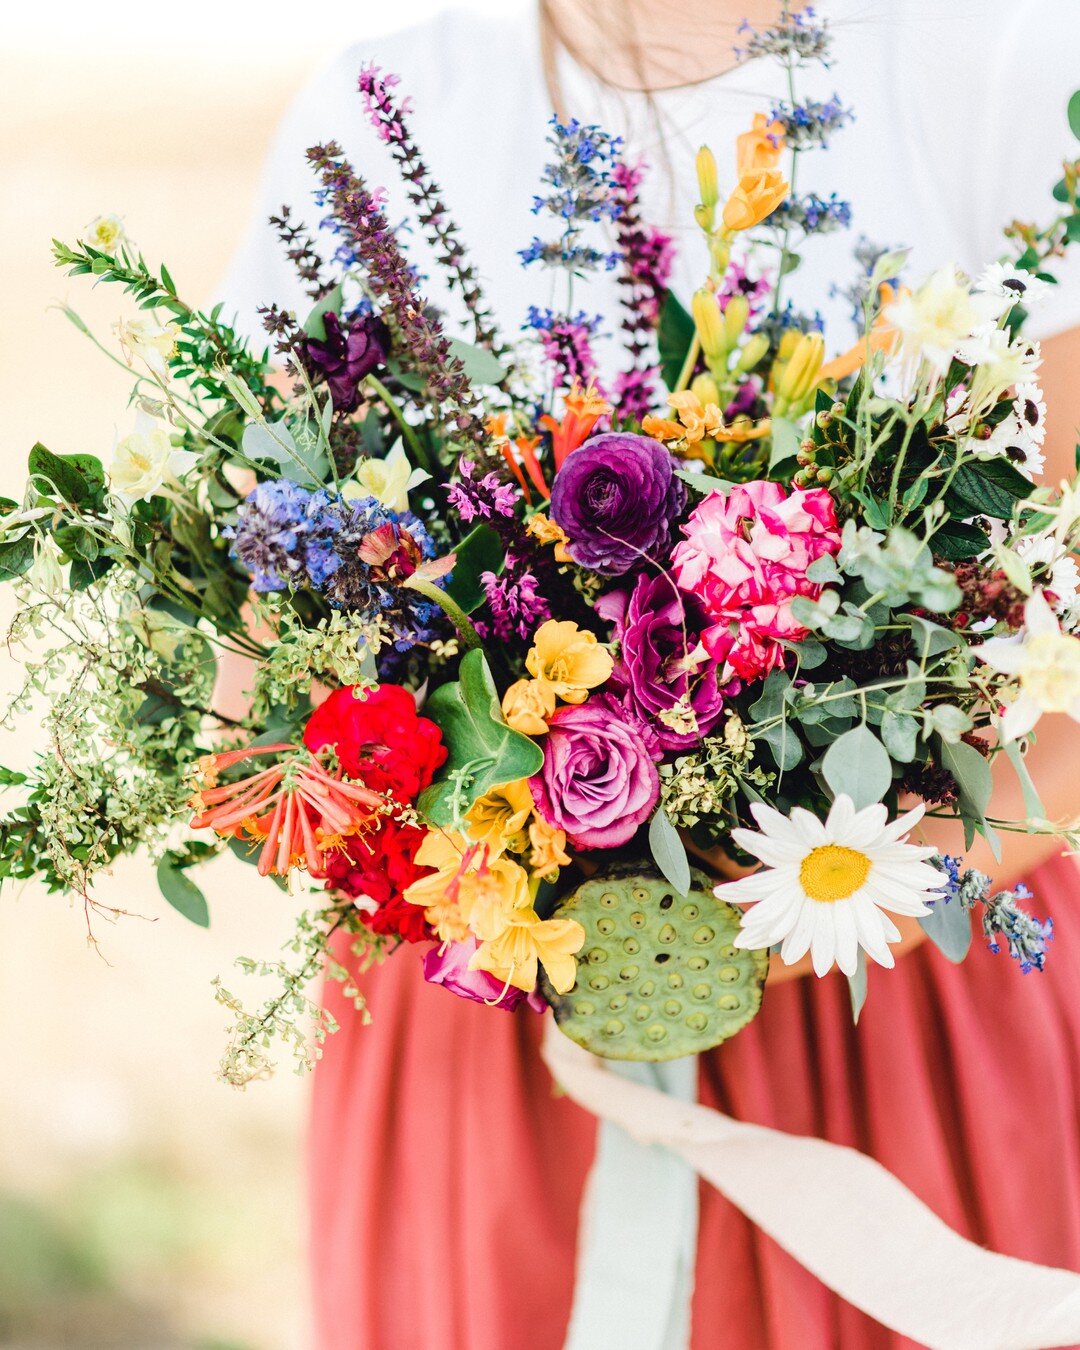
[[325, 818, 434, 944], [303, 684, 446, 803]]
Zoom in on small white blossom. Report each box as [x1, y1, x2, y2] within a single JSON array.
[[889, 266, 998, 379], [972, 590, 1080, 741], [343, 442, 430, 514], [85, 214, 128, 253], [108, 412, 199, 504], [116, 316, 180, 379], [974, 261, 1051, 315]]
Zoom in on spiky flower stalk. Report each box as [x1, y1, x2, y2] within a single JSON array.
[[307, 140, 489, 455], [610, 158, 674, 422], [357, 63, 506, 360], [268, 205, 335, 302]]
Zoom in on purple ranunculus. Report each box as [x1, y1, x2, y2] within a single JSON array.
[[304, 311, 389, 413], [423, 939, 546, 1012], [549, 432, 686, 576], [529, 701, 660, 850], [596, 573, 727, 751]]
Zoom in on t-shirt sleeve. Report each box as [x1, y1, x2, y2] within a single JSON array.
[[970, 0, 1080, 339]]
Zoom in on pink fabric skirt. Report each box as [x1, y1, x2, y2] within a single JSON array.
[[308, 851, 1080, 1350]]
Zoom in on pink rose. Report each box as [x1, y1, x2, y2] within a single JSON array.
[[423, 939, 546, 1012], [529, 701, 659, 850], [671, 481, 841, 682]]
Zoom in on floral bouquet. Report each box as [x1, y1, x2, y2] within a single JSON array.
[[4, 6, 1080, 1082]]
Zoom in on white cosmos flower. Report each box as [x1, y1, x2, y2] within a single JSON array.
[[714, 795, 940, 978], [109, 412, 199, 504], [974, 261, 1050, 315], [978, 411, 1045, 479], [972, 589, 1080, 741], [343, 442, 430, 514]]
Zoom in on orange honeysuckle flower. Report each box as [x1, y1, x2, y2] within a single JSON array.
[[722, 168, 790, 233], [736, 113, 786, 177], [190, 744, 384, 878]]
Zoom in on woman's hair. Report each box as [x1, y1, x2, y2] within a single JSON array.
[[539, 0, 747, 114]]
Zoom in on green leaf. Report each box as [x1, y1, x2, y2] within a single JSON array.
[[302, 283, 343, 342], [1066, 215, 1080, 244], [758, 721, 804, 771], [444, 523, 503, 614], [658, 291, 695, 392], [446, 338, 507, 386], [27, 444, 105, 508], [902, 614, 962, 659], [1069, 88, 1080, 141], [851, 489, 889, 530], [0, 534, 36, 581], [0, 766, 28, 786], [1002, 739, 1045, 820], [53, 524, 100, 561], [848, 949, 868, 1023], [881, 710, 919, 763], [156, 853, 210, 927], [929, 520, 991, 561], [69, 555, 113, 590], [926, 703, 973, 743], [938, 737, 999, 858], [919, 896, 972, 963], [676, 470, 734, 495], [769, 416, 802, 469], [648, 806, 692, 896], [946, 458, 1033, 521], [418, 650, 544, 827], [821, 725, 892, 809]]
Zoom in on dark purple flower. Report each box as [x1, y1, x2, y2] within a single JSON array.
[[529, 700, 659, 850], [549, 432, 685, 576], [596, 573, 727, 751], [304, 311, 389, 413], [423, 938, 546, 1012]]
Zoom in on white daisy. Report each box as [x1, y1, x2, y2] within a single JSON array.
[[1016, 533, 1080, 623], [971, 589, 1080, 741], [715, 795, 941, 978], [974, 261, 1051, 314], [1013, 382, 1048, 443], [977, 411, 1045, 479]]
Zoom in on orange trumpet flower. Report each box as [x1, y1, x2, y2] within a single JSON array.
[[190, 744, 385, 879]]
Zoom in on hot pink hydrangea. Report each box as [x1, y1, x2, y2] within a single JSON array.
[[671, 480, 841, 682]]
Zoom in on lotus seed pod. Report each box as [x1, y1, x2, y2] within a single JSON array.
[[541, 863, 768, 1061]]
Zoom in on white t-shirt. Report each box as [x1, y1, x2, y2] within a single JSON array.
[[222, 0, 1080, 360]]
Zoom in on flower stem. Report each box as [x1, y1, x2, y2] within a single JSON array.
[[405, 576, 482, 651]]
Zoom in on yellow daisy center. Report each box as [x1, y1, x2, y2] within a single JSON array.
[[799, 845, 871, 903]]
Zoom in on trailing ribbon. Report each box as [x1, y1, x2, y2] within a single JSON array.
[[544, 1024, 1080, 1350]]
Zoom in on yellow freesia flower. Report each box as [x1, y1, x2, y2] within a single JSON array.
[[344, 442, 430, 514], [525, 620, 613, 704], [502, 677, 556, 734], [722, 168, 789, 233], [403, 831, 531, 943], [469, 909, 585, 994], [528, 819, 572, 877], [465, 779, 534, 857]]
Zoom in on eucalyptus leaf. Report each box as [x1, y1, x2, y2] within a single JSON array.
[[926, 703, 973, 743], [881, 710, 919, 763], [648, 807, 692, 896], [676, 469, 734, 495], [1003, 739, 1045, 820], [758, 721, 804, 771], [302, 283, 343, 343], [918, 897, 972, 963], [938, 736, 1000, 859], [418, 650, 544, 827], [446, 337, 507, 386], [769, 416, 802, 469], [156, 853, 210, 927], [821, 725, 892, 809]]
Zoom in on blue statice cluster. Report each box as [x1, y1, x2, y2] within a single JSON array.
[[935, 856, 1054, 974], [771, 191, 852, 236], [768, 95, 853, 150], [519, 117, 623, 274], [228, 479, 445, 651], [734, 4, 831, 65]]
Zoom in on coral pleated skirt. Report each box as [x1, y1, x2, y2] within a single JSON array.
[[307, 851, 1080, 1350]]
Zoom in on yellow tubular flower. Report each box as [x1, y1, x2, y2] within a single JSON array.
[[691, 287, 726, 363], [465, 779, 535, 857], [525, 620, 613, 704], [736, 332, 770, 373], [456, 856, 532, 942], [689, 373, 721, 406], [723, 294, 750, 348], [721, 169, 789, 233], [695, 145, 718, 230], [502, 678, 557, 734], [469, 910, 586, 994], [774, 333, 825, 413]]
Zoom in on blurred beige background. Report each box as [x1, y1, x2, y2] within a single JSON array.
[[0, 6, 498, 1346]]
